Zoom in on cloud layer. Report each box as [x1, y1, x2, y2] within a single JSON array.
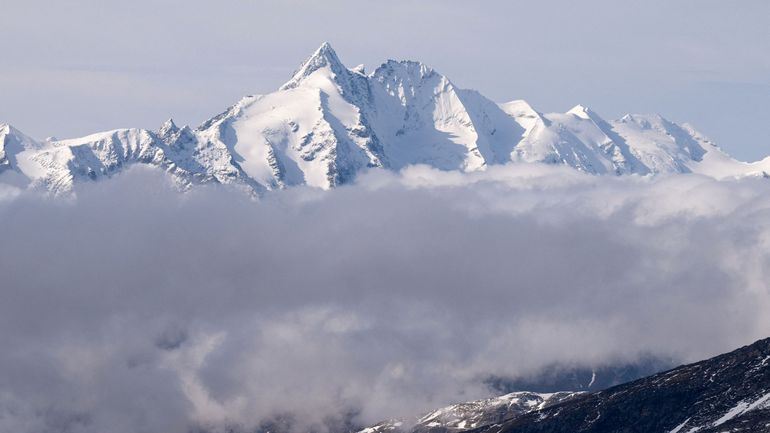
[[1, 165, 770, 433]]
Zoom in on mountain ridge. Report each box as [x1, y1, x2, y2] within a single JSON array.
[[356, 392, 580, 433], [3, 43, 770, 195], [469, 336, 770, 433], [355, 337, 770, 433]]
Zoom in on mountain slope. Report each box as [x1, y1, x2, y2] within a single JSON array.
[[358, 392, 580, 433], [2, 43, 768, 194], [467, 337, 770, 433], [354, 338, 770, 433], [198, 42, 384, 190]]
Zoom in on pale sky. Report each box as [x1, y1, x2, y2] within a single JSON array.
[[2, 0, 769, 160]]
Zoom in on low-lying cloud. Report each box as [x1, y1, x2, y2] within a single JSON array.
[[1, 164, 769, 433]]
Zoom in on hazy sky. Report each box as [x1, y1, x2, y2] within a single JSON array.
[[1, 0, 769, 160]]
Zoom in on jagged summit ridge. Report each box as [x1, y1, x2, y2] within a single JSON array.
[[280, 42, 349, 91], [159, 118, 179, 136], [2, 42, 769, 194]]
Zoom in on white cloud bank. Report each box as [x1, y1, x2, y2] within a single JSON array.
[[1, 164, 769, 433]]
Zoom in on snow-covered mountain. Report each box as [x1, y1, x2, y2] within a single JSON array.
[[3, 42, 770, 194]]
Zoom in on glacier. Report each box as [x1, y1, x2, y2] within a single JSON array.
[[2, 42, 769, 195]]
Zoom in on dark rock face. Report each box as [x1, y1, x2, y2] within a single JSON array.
[[470, 338, 770, 433]]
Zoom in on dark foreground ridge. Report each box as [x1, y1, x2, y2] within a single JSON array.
[[354, 338, 770, 433], [465, 337, 770, 433]]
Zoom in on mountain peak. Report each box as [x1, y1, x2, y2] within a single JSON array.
[[316, 41, 334, 54], [352, 64, 366, 75], [499, 100, 541, 122], [280, 42, 347, 90], [0, 123, 25, 138], [567, 104, 602, 122], [308, 42, 339, 65], [0, 124, 40, 154], [568, 104, 590, 118], [159, 118, 179, 137], [372, 59, 440, 88]]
